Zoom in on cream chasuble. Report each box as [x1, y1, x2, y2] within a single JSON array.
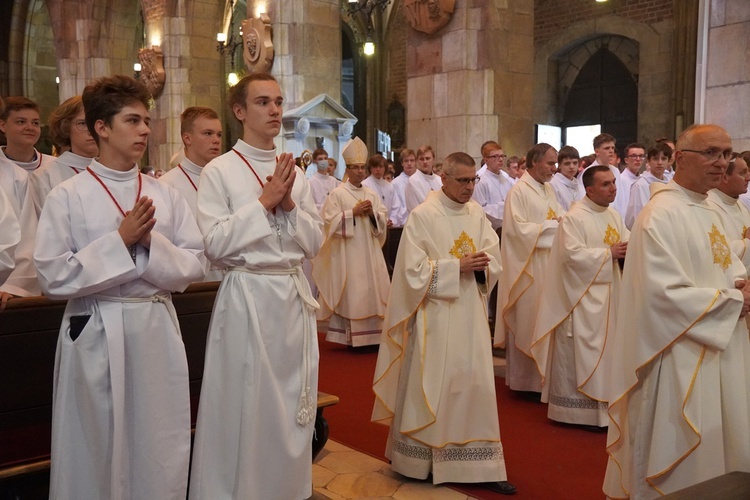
[[494, 171, 561, 392], [372, 190, 507, 484], [191, 140, 323, 500], [313, 181, 391, 347], [707, 189, 750, 270], [601, 182, 750, 499], [531, 196, 629, 426]]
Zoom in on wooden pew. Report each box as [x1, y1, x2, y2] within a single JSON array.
[[0, 283, 338, 496]]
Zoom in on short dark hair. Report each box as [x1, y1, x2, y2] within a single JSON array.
[[443, 151, 475, 175], [0, 96, 40, 121], [624, 143, 646, 157], [558, 145, 580, 163], [180, 106, 219, 136], [228, 73, 277, 120], [582, 165, 611, 189], [82, 75, 152, 144], [48, 95, 84, 151], [312, 148, 328, 161], [526, 143, 555, 169], [367, 154, 387, 173], [593, 133, 616, 150], [647, 142, 673, 160]]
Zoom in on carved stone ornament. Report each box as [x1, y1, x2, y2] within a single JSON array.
[[137, 46, 166, 98], [242, 13, 274, 73], [404, 0, 455, 35]]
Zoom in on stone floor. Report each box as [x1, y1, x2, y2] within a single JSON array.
[[311, 440, 478, 500], [309, 354, 507, 500]]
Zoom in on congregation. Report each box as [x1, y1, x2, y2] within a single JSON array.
[[2, 70, 750, 500]]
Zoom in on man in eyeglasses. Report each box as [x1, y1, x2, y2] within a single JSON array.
[[373, 151, 516, 496], [473, 141, 513, 234], [601, 124, 750, 497], [617, 143, 646, 218]]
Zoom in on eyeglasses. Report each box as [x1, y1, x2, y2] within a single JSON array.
[[627, 154, 646, 159], [680, 148, 733, 163], [446, 174, 480, 185], [486, 154, 507, 160], [73, 120, 88, 132]]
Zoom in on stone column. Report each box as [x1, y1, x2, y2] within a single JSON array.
[[406, 0, 534, 163], [702, 0, 750, 150], [257, 0, 342, 110]]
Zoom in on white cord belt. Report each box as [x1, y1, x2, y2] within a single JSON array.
[[228, 266, 320, 426], [90, 292, 178, 331]]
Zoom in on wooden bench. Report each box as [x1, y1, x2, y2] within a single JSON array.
[[0, 283, 338, 496]]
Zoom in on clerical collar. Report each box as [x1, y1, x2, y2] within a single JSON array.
[[233, 138, 276, 162], [89, 158, 139, 181], [712, 188, 739, 206], [347, 180, 363, 190], [59, 150, 93, 169], [521, 170, 547, 192], [179, 157, 203, 176], [436, 188, 466, 212], [672, 181, 708, 202], [582, 195, 608, 212]]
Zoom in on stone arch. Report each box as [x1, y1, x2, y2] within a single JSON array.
[[533, 15, 674, 145]]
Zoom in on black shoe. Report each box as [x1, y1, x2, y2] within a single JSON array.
[[483, 481, 517, 495]]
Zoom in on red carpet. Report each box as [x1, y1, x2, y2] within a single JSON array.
[[317, 335, 608, 499]]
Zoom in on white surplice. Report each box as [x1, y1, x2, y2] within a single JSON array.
[[601, 182, 750, 498], [372, 190, 507, 484], [549, 172, 580, 212], [531, 197, 629, 426], [613, 168, 638, 218], [494, 171, 560, 392], [29, 150, 89, 215], [313, 181, 390, 347], [472, 169, 513, 230], [390, 171, 411, 227], [160, 158, 224, 282], [624, 171, 667, 229], [0, 146, 55, 173], [35, 159, 208, 500], [362, 174, 396, 221], [191, 140, 323, 500], [0, 187, 20, 284], [405, 169, 442, 212], [0, 157, 40, 297], [308, 169, 341, 213]]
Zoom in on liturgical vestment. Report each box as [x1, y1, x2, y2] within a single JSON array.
[[602, 182, 750, 499], [0, 187, 19, 284], [313, 181, 391, 347], [35, 160, 208, 500], [531, 196, 628, 426], [495, 171, 561, 392], [372, 190, 508, 484], [191, 140, 323, 500]]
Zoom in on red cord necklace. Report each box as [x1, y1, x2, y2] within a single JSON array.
[[177, 164, 198, 191], [232, 148, 276, 214], [86, 166, 143, 217]]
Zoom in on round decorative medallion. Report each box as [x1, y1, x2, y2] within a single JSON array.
[[242, 13, 274, 73]]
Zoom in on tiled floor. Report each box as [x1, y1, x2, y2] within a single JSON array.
[[311, 440, 477, 500], [309, 355, 507, 500]]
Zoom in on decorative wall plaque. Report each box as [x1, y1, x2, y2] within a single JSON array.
[[137, 46, 166, 98], [242, 13, 274, 73], [404, 0, 455, 35]]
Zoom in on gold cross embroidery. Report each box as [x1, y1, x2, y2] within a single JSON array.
[[708, 223, 731, 271], [603, 224, 621, 246], [547, 207, 558, 220], [449, 231, 477, 259]]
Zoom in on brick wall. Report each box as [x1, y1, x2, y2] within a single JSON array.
[[385, 4, 407, 106], [535, 0, 673, 47]]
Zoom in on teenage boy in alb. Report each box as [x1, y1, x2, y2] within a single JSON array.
[[34, 75, 208, 500], [0, 96, 55, 172], [190, 73, 323, 500]]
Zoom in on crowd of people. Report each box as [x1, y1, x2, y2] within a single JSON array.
[[1, 72, 749, 499]]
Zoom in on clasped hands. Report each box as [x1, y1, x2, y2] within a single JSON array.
[[460, 251, 490, 274], [352, 199, 373, 217], [259, 152, 297, 213], [736, 279, 750, 318], [118, 196, 156, 249]]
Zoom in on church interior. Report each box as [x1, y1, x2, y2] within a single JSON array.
[[2, 0, 750, 498]]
